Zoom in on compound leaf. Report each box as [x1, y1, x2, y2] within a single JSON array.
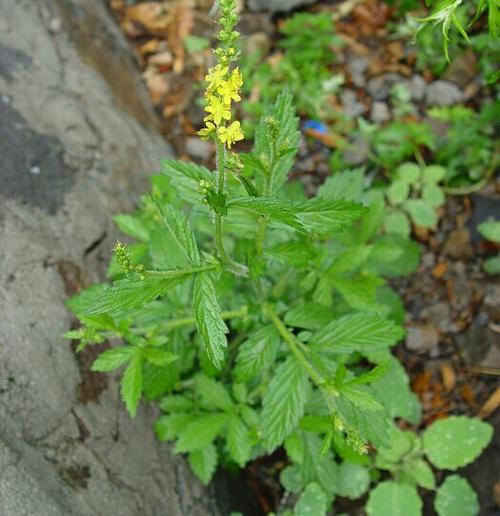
[[120, 354, 143, 418], [188, 443, 218, 485]]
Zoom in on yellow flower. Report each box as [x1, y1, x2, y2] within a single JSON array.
[[197, 121, 216, 140], [205, 96, 231, 125], [230, 67, 243, 89], [218, 121, 244, 148], [217, 79, 241, 105], [205, 64, 228, 91]]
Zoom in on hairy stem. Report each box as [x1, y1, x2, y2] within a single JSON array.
[[146, 263, 218, 278]]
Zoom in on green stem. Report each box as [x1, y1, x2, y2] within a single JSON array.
[[263, 303, 325, 388], [146, 263, 218, 278], [214, 139, 248, 276]]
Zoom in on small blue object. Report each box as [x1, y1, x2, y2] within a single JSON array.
[[303, 120, 328, 134]]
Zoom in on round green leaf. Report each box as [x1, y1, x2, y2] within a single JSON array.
[[422, 165, 446, 184], [336, 462, 371, 499], [435, 475, 479, 516], [294, 483, 328, 516], [366, 481, 422, 516], [484, 256, 500, 275], [405, 199, 438, 228], [423, 416, 493, 470], [280, 465, 305, 493], [422, 184, 445, 208], [387, 180, 410, 206], [403, 458, 435, 489], [397, 163, 421, 184], [477, 218, 500, 243], [384, 211, 411, 238]]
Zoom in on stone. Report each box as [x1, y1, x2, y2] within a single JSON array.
[[247, 0, 316, 12], [0, 0, 218, 514], [340, 89, 365, 118], [347, 56, 369, 88], [370, 101, 391, 123], [366, 73, 402, 101], [483, 284, 500, 321], [186, 136, 213, 161], [405, 325, 440, 352], [244, 31, 272, 56], [342, 136, 370, 166], [405, 74, 427, 102], [425, 80, 464, 106]]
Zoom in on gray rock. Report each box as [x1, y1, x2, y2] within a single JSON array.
[[247, 0, 316, 12], [342, 136, 370, 166], [425, 80, 464, 106], [405, 74, 427, 102], [347, 56, 369, 88], [370, 101, 391, 123], [405, 325, 440, 352], [366, 73, 403, 101], [340, 89, 365, 118], [0, 0, 218, 514], [186, 136, 213, 161]]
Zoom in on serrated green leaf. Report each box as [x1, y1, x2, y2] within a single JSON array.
[[188, 444, 218, 485], [161, 159, 212, 206], [155, 413, 195, 441], [296, 198, 367, 234], [372, 358, 421, 423], [86, 276, 186, 316], [312, 313, 404, 354], [405, 199, 438, 228], [294, 483, 327, 516], [281, 465, 305, 493], [422, 165, 446, 184], [423, 416, 493, 470], [268, 240, 315, 268], [227, 414, 252, 467], [141, 348, 177, 366], [366, 481, 422, 516], [435, 475, 479, 516], [194, 374, 233, 411], [142, 362, 179, 401], [484, 256, 500, 274], [227, 196, 306, 234], [478, 218, 500, 243], [159, 395, 193, 413], [387, 180, 410, 206], [384, 211, 411, 238], [336, 462, 370, 499], [329, 245, 372, 274], [404, 459, 435, 489], [340, 386, 385, 412], [262, 357, 311, 452], [113, 214, 150, 242], [150, 198, 200, 265], [234, 325, 280, 381], [174, 413, 228, 453], [376, 426, 420, 469], [317, 169, 364, 201], [331, 274, 384, 310], [120, 355, 143, 417], [284, 303, 333, 331], [345, 361, 390, 386], [193, 273, 228, 370], [422, 183, 445, 208], [91, 346, 136, 372], [396, 162, 421, 184]]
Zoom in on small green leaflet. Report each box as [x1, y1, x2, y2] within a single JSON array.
[[344, 361, 390, 387], [296, 198, 367, 234], [194, 374, 234, 411], [294, 483, 327, 516], [113, 214, 151, 242], [120, 355, 143, 417], [366, 481, 422, 516], [174, 413, 228, 453], [150, 197, 201, 265], [311, 313, 404, 354], [161, 159, 212, 206], [261, 357, 311, 453], [336, 462, 370, 499], [331, 274, 384, 310], [227, 197, 306, 234], [477, 218, 500, 243], [316, 168, 364, 201], [234, 325, 280, 381], [423, 416, 493, 470], [188, 444, 218, 485], [434, 475, 479, 516], [227, 414, 252, 467], [141, 348, 177, 366], [192, 273, 229, 370], [403, 459, 435, 490], [284, 303, 333, 331], [85, 276, 186, 316], [159, 395, 193, 413], [91, 346, 136, 372], [155, 413, 195, 441]]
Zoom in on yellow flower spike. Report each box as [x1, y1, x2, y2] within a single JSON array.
[[218, 121, 244, 148], [230, 67, 243, 89], [205, 96, 232, 125], [198, 121, 216, 140], [205, 64, 229, 90], [218, 80, 241, 105]]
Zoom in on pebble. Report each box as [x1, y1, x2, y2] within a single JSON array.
[[347, 56, 369, 88], [342, 136, 369, 165], [370, 101, 391, 123], [406, 325, 440, 352], [366, 73, 402, 101], [340, 89, 365, 118], [405, 74, 427, 102], [425, 80, 464, 106], [185, 137, 212, 161]]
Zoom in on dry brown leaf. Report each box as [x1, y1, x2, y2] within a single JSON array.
[[432, 261, 448, 278], [143, 71, 169, 105], [168, 0, 195, 74], [440, 362, 456, 392], [124, 2, 170, 33], [477, 386, 500, 419]]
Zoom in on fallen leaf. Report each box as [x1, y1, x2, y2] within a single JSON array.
[[167, 0, 195, 74], [477, 386, 500, 419], [440, 362, 456, 392], [124, 2, 170, 32], [432, 261, 448, 278]]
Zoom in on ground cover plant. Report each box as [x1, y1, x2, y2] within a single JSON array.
[[66, 2, 497, 514]]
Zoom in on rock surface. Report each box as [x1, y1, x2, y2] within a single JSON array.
[[425, 80, 464, 106], [247, 0, 316, 12], [0, 1, 218, 514]]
